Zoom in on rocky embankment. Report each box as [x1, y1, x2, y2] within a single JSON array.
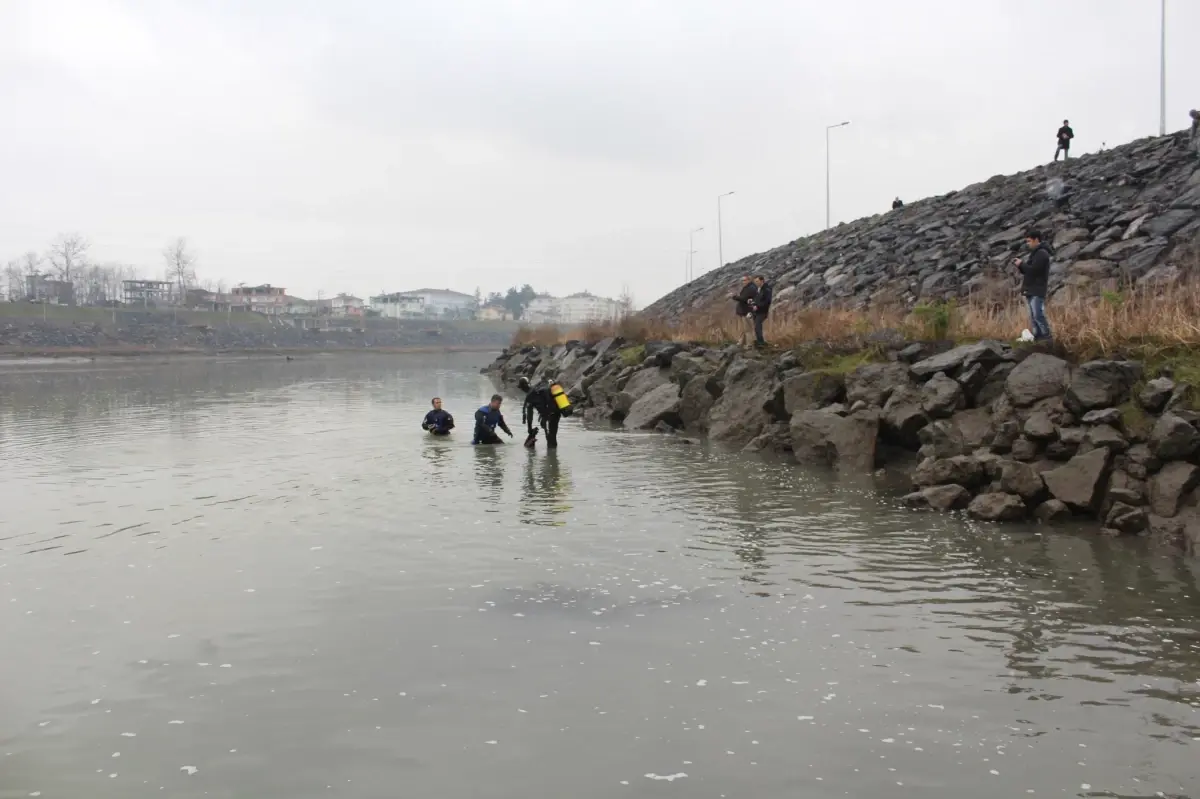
[[646, 131, 1200, 320], [0, 313, 513, 354], [487, 338, 1200, 555]]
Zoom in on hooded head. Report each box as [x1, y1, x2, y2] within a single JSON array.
[[517, 376, 531, 392]]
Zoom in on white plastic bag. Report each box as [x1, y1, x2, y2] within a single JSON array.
[[1018, 329, 1035, 343]]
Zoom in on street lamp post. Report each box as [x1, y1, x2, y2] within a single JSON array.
[[826, 121, 850, 229], [1159, 0, 1167, 136], [717, 192, 735, 270], [688, 227, 704, 282]]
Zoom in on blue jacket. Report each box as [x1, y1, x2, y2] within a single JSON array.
[[474, 405, 512, 437], [422, 408, 455, 434]]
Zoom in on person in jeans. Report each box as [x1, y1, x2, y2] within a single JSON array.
[[729, 275, 758, 346], [1054, 120, 1074, 161], [749, 274, 773, 347], [1014, 230, 1052, 342]]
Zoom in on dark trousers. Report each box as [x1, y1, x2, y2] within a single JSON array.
[[1054, 144, 1070, 161], [473, 426, 502, 445], [753, 313, 767, 345], [526, 412, 560, 448]]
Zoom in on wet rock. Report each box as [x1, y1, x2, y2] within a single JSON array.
[[998, 460, 1046, 501], [679, 375, 717, 432], [781, 371, 845, 416], [1081, 408, 1122, 426], [912, 455, 986, 489], [976, 362, 1014, 407], [1043, 447, 1113, 512], [743, 421, 793, 454], [1105, 469, 1146, 508], [653, 420, 678, 435], [909, 341, 1007, 381], [967, 492, 1026, 522], [1010, 437, 1040, 462], [667, 353, 715, 389], [1148, 461, 1200, 517], [1138, 376, 1175, 412], [708, 357, 777, 445], [882, 384, 929, 448], [622, 383, 683, 430], [953, 407, 993, 450], [1022, 411, 1058, 441], [1105, 502, 1149, 534], [1034, 498, 1071, 523], [1149, 412, 1200, 460], [902, 484, 972, 511], [991, 419, 1021, 453], [845, 362, 912, 408], [921, 372, 965, 418], [1064, 360, 1142, 413], [790, 409, 880, 473], [1005, 354, 1071, 407], [918, 419, 965, 460]]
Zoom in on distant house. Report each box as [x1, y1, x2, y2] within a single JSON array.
[[284, 296, 313, 315], [231, 284, 288, 315], [524, 294, 558, 324], [122, 279, 171, 307], [331, 293, 365, 317], [522, 291, 622, 324], [370, 292, 426, 319], [401, 288, 477, 318], [184, 287, 231, 312], [477, 303, 511, 321], [26, 274, 76, 305]]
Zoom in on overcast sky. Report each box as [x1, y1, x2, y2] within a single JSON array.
[[2, 0, 1197, 306]]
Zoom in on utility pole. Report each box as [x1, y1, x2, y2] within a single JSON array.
[[717, 192, 735, 270], [826, 121, 850, 229]]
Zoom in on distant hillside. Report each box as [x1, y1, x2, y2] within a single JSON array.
[[645, 131, 1200, 322]]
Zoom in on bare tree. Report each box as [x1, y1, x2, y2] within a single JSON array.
[[3, 260, 23, 300], [618, 283, 636, 319], [163, 237, 196, 304], [46, 233, 89, 285], [21, 251, 42, 277]]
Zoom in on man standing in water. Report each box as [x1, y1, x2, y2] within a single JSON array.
[[421, 397, 455, 436], [472, 394, 514, 445], [518, 376, 562, 449], [730, 275, 758, 347]]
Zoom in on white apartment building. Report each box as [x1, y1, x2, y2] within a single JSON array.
[[524, 292, 623, 324], [370, 292, 426, 318]]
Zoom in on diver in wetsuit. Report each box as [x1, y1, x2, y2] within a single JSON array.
[[472, 394, 514, 445], [518, 376, 563, 449], [421, 397, 455, 435]]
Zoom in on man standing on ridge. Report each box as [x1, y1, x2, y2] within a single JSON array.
[[472, 394, 514, 445], [1054, 119, 1074, 161], [892, 197, 904, 210], [749, 274, 773, 348], [1013, 230, 1053, 343], [730, 275, 758, 347], [1190, 110, 1200, 157]]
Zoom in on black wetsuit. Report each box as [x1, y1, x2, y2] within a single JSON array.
[[523, 384, 561, 448], [473, 405, 512, 445], [422, 408, 455, 435]]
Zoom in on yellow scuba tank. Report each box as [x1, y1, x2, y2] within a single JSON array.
[[549, 383, 573, 416]]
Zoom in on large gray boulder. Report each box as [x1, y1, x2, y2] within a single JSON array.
[[918, 419, 965, 459], [845, 362, 912, 408], [622, 383, 683, 430], [781, 371, 845, 416], [999, 460, 1046, 501], [1005, 354, 1071, 407], [1138, 377, 1175, 413], [909, 340, 1008, 380], [668, 353, 715, 389], [913, 455, 987, 489], [921, 372, 965, 418], [790, 409, 880, 473], [968, 492, 1027, 521], [953, 407, 994, 450], [1042, 447, 1112, 512], [1148, 461, 1200, 517], [1064, 360, 1142, 413], [708, 357, 778, 446], [882, 384, 929, 448], [620, 367, 671, 403], [1149, 413, 1200, 461], [902, 484, 972, 511], [679, 376, 717, 432]]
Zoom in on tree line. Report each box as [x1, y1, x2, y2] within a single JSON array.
[[2, 233, 206, 305]]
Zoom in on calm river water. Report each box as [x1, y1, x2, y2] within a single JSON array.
[[1, 354, 1198, 798]]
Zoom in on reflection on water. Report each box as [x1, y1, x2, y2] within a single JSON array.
[[1, 354, 1199, 799]]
